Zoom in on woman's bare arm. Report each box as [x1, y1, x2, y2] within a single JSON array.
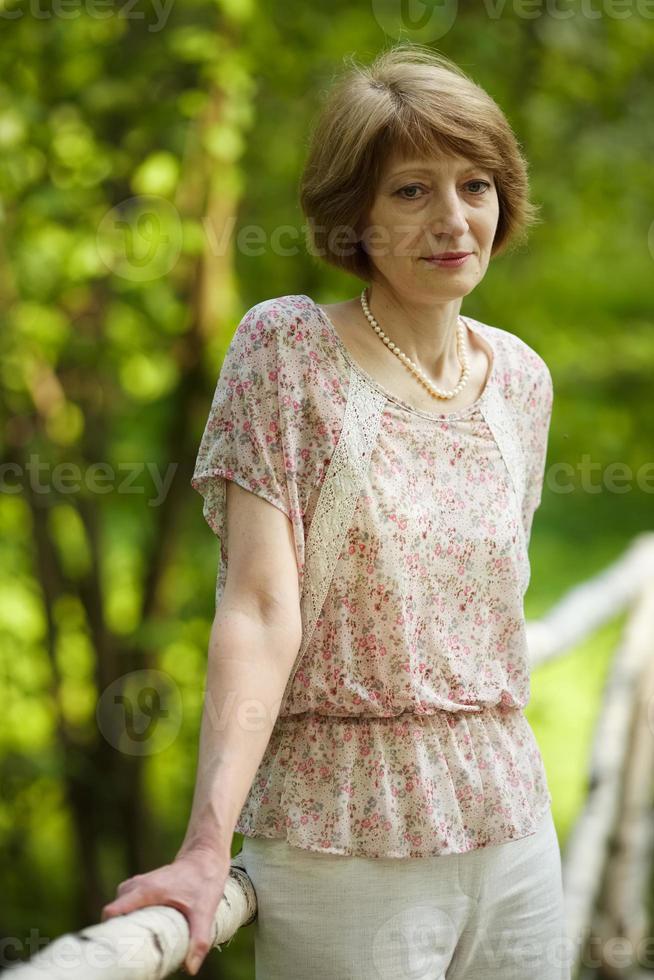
[[101, 482, 302, 975], [176, 602, 301, 858], [177, 479, 303, 859]]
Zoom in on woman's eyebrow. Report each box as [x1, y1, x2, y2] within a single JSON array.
[[385, 163, 491, 181]]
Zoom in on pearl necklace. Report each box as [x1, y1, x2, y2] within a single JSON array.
[[360, 287, 471, 400]]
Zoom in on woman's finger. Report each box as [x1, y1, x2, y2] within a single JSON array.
[[100, 889, 158, 921], [184, 905, 220, 975]]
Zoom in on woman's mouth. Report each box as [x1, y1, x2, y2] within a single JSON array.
[[421, 252, 472, 269]]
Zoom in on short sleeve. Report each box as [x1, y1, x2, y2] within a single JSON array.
[[521, 360, 554, 544], [190, 300, 305, 590]]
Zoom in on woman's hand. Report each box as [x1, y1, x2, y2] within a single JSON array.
[[100, 845, 232, 976]]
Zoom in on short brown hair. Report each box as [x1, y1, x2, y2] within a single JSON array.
[[299, 43, 541, 281]]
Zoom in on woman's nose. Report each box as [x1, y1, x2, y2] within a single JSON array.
[[426, 189, 469, 238]]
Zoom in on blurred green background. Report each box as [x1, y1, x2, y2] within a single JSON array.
[[1, 1, 653, 976]]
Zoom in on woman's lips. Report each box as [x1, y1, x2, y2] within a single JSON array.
[[421, 253, 471, 268]]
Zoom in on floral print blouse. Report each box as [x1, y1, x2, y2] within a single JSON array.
[[191, 293, 555, 858]]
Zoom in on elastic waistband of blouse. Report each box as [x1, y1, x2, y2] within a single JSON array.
[[277, 704, 523, 722]]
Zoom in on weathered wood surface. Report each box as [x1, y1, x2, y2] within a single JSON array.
[[525, 531, 654, 667], [558, 573, 654, 977], [7, 853, 256, 978]]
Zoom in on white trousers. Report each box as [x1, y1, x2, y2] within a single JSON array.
[[239, 806, 572, 980]]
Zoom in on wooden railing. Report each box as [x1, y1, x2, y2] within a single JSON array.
[[6, 854, 257, 978], [9, 532, 654, 979], [527, 531, 654, 979]]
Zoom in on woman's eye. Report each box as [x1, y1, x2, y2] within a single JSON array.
[[396, 184, 424, 200], [396, 180, 491, 200], [466, 180, 491, 194]]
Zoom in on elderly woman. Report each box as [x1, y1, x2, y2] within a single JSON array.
[[103, 43, 570, 980]]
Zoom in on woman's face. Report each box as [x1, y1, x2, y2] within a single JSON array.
[[360, 148, 500, 302]]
